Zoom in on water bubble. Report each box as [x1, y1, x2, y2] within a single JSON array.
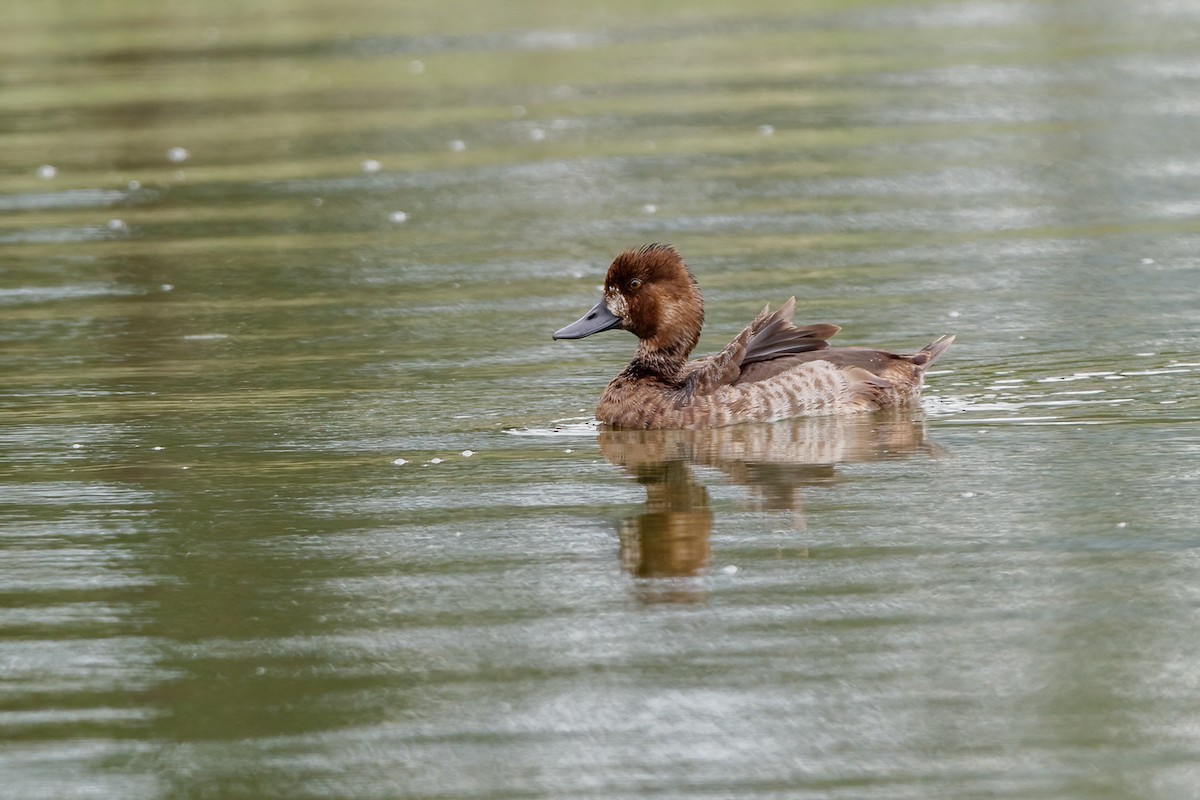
[[529, 128, 546, 142], [758, 124, 775, 137], [408, 60, 425, 74], [1141, 258, 1155, 265], [153, 446, 165, 451], [362, 159, 381, 173], [721, 564, 739, 575], [107, 219, 127, 231], [389, 211, 408, 223], [461, 450, 474, 457], [37, 164, 57, 179], [448, 139, 466, 152], [429, 457, 444, 464], [167, 146, 189, 163], [161, 284, 174, 292], [71, 443, 83, 450], [643, 203, 657, 214], [392, 458, 408, 466], [127, 179, 141, 191], [948, 310, 961, 318]]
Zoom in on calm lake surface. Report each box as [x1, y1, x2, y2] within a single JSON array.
[[3, 1, 1200, 798]]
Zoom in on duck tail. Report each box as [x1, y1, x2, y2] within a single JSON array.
[[913, 334, 955, 368]]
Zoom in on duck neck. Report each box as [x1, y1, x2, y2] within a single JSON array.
[[626, 337, 693, 384]]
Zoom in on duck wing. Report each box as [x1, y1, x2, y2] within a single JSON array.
[[733, 304, 953, 388], [741, 297, 839, 366], [682, 299, 840, 396], [735, 335, 955, 389]]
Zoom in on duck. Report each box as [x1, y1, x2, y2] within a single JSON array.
[[553, 243, 954, 430]]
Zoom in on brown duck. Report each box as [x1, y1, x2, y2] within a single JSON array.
[[553, 244, 954, 429]]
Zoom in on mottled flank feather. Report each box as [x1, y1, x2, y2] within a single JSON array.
[[553, 244, 954, 429]]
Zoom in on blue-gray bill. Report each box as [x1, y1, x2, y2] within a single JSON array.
[[553, 298, 623, 339]]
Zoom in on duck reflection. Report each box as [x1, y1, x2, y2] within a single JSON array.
[[599, 411, 942, 586]]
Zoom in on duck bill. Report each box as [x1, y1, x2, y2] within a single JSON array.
[[553, 298, 623, 339]]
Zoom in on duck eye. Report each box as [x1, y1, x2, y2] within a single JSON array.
[[628, 278, 643, 290]]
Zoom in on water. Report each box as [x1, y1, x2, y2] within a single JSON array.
[[3, 1, 1200, 798]]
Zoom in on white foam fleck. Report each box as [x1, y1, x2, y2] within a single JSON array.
[[1124, 368, 1191, 376], [167, 147, 190, 163], [505, 418, 598, 438]]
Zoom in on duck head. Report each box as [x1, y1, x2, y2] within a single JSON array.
[[553, 244, 704, 356]]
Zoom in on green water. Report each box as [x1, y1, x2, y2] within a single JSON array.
[[3, 1, 1200, 798]]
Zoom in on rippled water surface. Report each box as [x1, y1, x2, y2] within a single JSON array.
[[3, 1, 1200, 798]]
